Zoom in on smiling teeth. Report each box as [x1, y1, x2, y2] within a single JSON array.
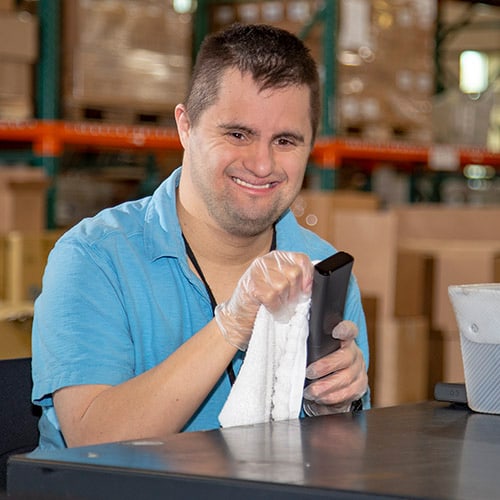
[[233, 177, 272, 189]]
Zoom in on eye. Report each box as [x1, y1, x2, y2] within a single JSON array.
[[230, 131, 245, 140], [276, 137, 296, 148], [225, 129, 250, 145]]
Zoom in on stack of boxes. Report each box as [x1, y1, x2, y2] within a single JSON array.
[[0, 1, 38, 120], [395, 206, 500, 386], [0, 2, 47, 358], [294, 193, 500, 407], [0, 165, 51, 359], [0, 230, 63, 359], [336, 0, 436, 143], [62, 0, 193, 124]]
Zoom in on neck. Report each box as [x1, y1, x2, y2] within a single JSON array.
[[176, 193, 275, 303], [177, 192, 274, 264]]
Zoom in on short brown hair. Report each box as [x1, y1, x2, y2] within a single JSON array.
[[185, 23, 320, 143]]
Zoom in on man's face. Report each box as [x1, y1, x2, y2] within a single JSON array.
[[177, 69, 313, 237]]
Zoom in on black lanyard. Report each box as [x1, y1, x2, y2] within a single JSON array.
[[182, 227, 277, 385]]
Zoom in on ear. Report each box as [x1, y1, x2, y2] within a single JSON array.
[[175, 104, 191, 149]]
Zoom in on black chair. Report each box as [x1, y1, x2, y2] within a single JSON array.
[[0, 357, 41, 491]]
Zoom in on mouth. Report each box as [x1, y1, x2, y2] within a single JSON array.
[[232, 176, 278, 190]]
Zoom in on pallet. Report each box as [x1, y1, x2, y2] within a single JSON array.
[[64, 103, 177, 128], [338, 123, 432, 144]]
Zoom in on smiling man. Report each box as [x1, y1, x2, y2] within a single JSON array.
[[32, 24, 370, 450], [177, 69, 312, 240]]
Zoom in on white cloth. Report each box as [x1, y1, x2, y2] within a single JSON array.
[[218, 298, 310, 428]]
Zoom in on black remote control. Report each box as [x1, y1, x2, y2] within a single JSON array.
[[307, 251, 354, 367]]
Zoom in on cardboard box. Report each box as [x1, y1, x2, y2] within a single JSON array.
[[1, 231, 62, 303], [398, 238, 500, 334], [0, 97, 33, 120], [394, 205, 500, 241], [397, 237, 500, 393], [0, 167, 48, 233], [0, 317, 32, 359], [361, 294, 377, 402], [291, 189, 380, 243], [0, 12, 38, 62], [0, 0, 14, 11], [393, 205, 500, 389], [330, 210, 398, 319], [0, 14, 36, 120], [336, 0, 436, 141], [0, 60, 32, 98], [395, 316, 430, 404], [440, 334, 464, 384], [371, 316, 430, 408], [63, 0, 192, 115], [394, 249, 434, 318]]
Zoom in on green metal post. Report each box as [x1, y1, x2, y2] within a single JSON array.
[[320, 1, 337, 189], [193, 0, 211, 57], [321, 0, 337, 138], [37, 0, 61, 119], [36, 0, 61, 228]]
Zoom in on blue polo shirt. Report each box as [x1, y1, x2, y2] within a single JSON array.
[[32, 167, 369, 449]]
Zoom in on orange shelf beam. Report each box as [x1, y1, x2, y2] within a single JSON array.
[[60, 122, 181, 150], [0, 120, 41, 142], [311, 138, 500, 169], [0, 120, 182, 155]]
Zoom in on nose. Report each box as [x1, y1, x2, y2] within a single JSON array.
[[244, 141, 274, 177]]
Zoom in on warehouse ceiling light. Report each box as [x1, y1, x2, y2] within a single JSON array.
[[173, 0, 194, 14], [460, 50, 489, 95]]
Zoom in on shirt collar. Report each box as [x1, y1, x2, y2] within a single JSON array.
[[144, 166, 185, 261]]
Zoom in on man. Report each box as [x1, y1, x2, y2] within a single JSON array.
[[32, 23, 369, 449]]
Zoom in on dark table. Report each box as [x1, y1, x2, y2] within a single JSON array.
[[7, 402, 500, 499]]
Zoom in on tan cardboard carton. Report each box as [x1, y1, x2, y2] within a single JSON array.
[[395, 316, 430, 404], [394, 249, 433, 318], [370, 316, 429, 407], [0, 11, 38, 62], [331, 210, 398, 319], [0, 0, 14, 11], [398, 239, 500, 334], [394, 205, 500, 241], [291, 189, 380, 243], [0, 317, 32, 359], [0, 167, 48, 233], [1, 231, 62, 303]]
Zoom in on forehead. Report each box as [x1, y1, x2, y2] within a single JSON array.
[[217, 68, 308, 101], [205, 69, 313, 134]]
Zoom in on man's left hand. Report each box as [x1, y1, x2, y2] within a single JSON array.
[[303, 320, 368, 416]]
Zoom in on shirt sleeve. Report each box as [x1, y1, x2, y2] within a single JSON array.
[[344, 273, 371, 409], [32, 236, 136, 406]]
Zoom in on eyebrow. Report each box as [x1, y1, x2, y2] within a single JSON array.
[[218, 122, 256, 136], [218, 122, 306, 144]]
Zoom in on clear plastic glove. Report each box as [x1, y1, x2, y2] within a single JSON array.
[[214, 250, 313, 351], [303, 320, 368, 416]]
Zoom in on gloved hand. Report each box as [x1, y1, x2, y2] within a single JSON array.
[[215, 250, 313, 351], [303, 320, 368, 415]]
